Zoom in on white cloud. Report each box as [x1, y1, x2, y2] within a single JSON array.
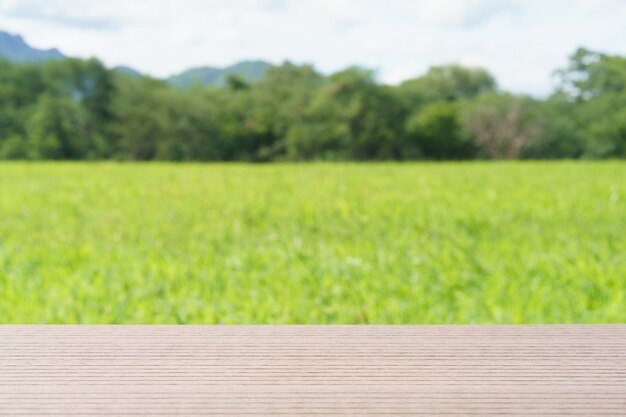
[[0, 0, 625, 95]]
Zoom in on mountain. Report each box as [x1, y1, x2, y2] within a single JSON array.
[[167, 60, 272, 88], [1, 29, 270, 87], [0, 30, 64, 63], [114, 65, 144, 78]]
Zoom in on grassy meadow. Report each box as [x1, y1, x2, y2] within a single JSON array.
[[0, 162, 624, 324]]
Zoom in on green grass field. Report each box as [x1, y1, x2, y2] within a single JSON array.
[[0, 162, 624, 324]]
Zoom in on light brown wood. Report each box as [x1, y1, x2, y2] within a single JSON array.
[[1, 326, 625, 416]]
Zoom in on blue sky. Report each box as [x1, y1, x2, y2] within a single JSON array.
[[1, 0, 625, 95]]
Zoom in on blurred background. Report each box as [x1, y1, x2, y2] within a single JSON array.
[[0, 1, 624, 324], [0, 0, 625, 160]]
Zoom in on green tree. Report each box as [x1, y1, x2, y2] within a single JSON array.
[[404, 101, 475, 159], [523, 92, 585, 159], [582, 93, 626, 158], [398, 64, 497, 108], [288, 67, 403, 160], [226, 74, 250, 91], [111, 76, 177, 160], [25, 93, 88, 159], [244, 62, 326, 161], [555, 48, 626, 157], [2, 50, 626, 161], [557, 48, 626, 101]]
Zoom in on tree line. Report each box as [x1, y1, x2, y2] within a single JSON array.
[[0, 47, 624, 161]]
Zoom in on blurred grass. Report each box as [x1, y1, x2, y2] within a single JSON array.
[[0, 162, 624, 323]]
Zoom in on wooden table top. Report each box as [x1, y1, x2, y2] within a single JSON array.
[[1, 325, 625, 416]]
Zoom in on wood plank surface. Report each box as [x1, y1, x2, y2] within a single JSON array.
[[1, 325, 625, 416]]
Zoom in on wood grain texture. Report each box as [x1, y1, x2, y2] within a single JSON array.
[[1, 326, 625, 416]]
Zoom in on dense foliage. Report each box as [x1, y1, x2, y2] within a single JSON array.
[[0, 48, 625, 161]]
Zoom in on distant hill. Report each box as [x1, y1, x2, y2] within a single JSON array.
[[167, 60, 272, 88], [0, 30, 64, 63], [1, 29, 271, 87], [113, 65, 144, 78]]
